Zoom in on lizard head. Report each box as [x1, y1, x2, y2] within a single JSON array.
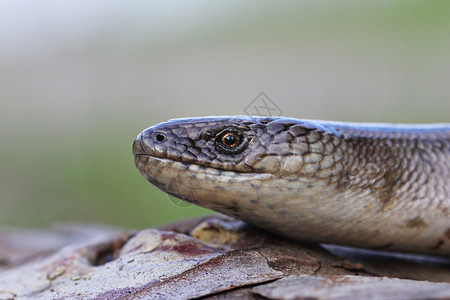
[[132, 116, 344, 217]]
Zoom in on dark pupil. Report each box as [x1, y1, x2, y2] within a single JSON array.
[[223, 133, 237, 147]]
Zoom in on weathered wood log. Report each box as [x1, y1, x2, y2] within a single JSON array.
[[0, 217, 449, 299]]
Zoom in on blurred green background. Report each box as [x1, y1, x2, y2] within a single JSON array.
[[0, 0, 449, 229]]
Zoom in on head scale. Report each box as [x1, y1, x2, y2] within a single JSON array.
[[133, 116, 342, 177]]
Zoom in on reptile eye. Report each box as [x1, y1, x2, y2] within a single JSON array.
[[222, 132, 240, 148], [216, 130, 246, 153]]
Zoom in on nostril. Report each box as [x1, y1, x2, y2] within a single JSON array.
[[156, 133, 165, 142]]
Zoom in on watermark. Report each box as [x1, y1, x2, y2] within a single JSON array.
[[167, 194, 193, 208], [244, 92, 283, 117], [166, 174, 198, 208], [167, 92, 283, 208]]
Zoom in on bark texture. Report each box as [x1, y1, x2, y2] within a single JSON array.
[[0, 217, 449, 299]]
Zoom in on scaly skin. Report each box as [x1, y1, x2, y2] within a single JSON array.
[[132, 116, 450, 255]]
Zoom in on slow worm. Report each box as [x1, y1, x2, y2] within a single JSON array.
[[132, 116, 449, 255]]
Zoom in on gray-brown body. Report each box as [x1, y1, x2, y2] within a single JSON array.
[[133, 116, 450, 255]]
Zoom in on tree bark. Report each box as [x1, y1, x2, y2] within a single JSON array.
[[0, 217, 449, 299]]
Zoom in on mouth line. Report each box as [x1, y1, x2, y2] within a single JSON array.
[[134, 153, 153, 157], [133, 153, 273, 177]]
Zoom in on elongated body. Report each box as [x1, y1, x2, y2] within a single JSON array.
[[133, 116, 450, 255]]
